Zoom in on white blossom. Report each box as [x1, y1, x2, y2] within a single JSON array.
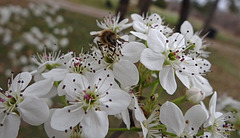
[[0, 72, 52, 138], [160, 101, 207, 137], [130, 13, 172, 40], [141, 29, 198, 94], [50, 69, 130, 138], [202, 92, 236, 138]]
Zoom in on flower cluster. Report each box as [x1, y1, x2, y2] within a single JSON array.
[[0, 12, 238, 138]]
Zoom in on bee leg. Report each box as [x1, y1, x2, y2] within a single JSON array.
[[97, 41, 105, 57], [119, 48, 123, 56]]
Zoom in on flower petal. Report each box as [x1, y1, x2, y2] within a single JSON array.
[[175, 70, 190, 89], [140, 48, 165, 71], [132, 21, 148, 33], [147, 29, 166, 53], [51, 105, 85, 131], [121, 109, 130, 129], [132, 94, 146, 122], [168, 33, 185, 50], [100, 88, 130, 115], [61, 73, 89, 98], [209, 92, 217, 115], [0, 114, 20, 138], [113, 60, 139, 88], [180, 21, 193, 40], [89, 69, 114, 94], [159, 101, 185, 137], [191, 35, 202, 51], [184, 105, 208, 136], [23, 78, 53, 97], [44, 109, 70, 138], [130, 31, 147, 40], [159, 66, 177, 95], [190, 75, 213, 96], [42, 68, 69, 81], [18, 95, 49, 125], [12, 72, 32, 92], [140, 122, 148, 138], [121, 41, 146, 63], [81, 110, 108, 138], [131, 13, 143, 22]]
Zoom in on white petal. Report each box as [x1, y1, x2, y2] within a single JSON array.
[[191, 75, 213, 96], [147, 29, 167, 53], [0, 114, 20, 138], [130, 31, 147, 40], [168, 33, 185, 50], [113, 60, 139, 88], [140, 48, 165, 71], [159, 101, 185, 137], [62, 73, 89, 98], [44, 109, 70, 138], [175, 70, 190, 89], [184, 105, 208, 136], [23, 78, 53, 97], [90, 69, 114, 94], [81, 110, 108, 138], [121, 41, 146, 63], [18, 95, 49, 125], [159, 66, 177, 95], [42, 68, 69, 81], [118, 18, 129, 26], [203, 132, 212, 138], [196, 58, 211, 74], [121, 109, 130, 129], [51, 105, 85, 131], [57, 81, 67, 96], [132, 94, 146, 122], [131, 13, 143, 22], [191, 35, 202, 51], [180, 21, 193, 40], [140, 122, 148, 138], [132, 21, 148, 33], [149, 13, 162, 24], [90, 31, 101, 36], [200, 101, 209, 119], [42, 85, 57, 98], [204, 105, 215, 127], [12, 72, 32, 92], [100, 88, 130, 115], [209, 92, 217, 114]]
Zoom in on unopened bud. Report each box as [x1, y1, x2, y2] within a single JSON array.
[[186, 87, 205, 104]]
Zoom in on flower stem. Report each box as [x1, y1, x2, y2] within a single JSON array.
[[171, 96, 186, 105], [109, 127, 142, 132]]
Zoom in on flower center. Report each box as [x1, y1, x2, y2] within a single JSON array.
[[1, 93, 23, 114], [168, 51, 177, 61], [163, 50, 184, 66], [82, 89, 99, 111], [68, 57, 88, 74]]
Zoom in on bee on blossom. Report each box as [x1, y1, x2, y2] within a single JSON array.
[[93, 29, 128, 57]]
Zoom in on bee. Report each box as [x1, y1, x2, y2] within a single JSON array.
[[95, 30, 127, 56]]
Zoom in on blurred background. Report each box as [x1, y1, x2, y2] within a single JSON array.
[[0, 0, 240, 137]]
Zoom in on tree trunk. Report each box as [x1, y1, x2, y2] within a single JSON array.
[[139, 0, 152, 17], [116, 0, 130, 21], [201, 0, 219, 36], [175, 0, 190, 32]]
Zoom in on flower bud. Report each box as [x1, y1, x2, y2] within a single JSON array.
[[186, 87, 205, 104]]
